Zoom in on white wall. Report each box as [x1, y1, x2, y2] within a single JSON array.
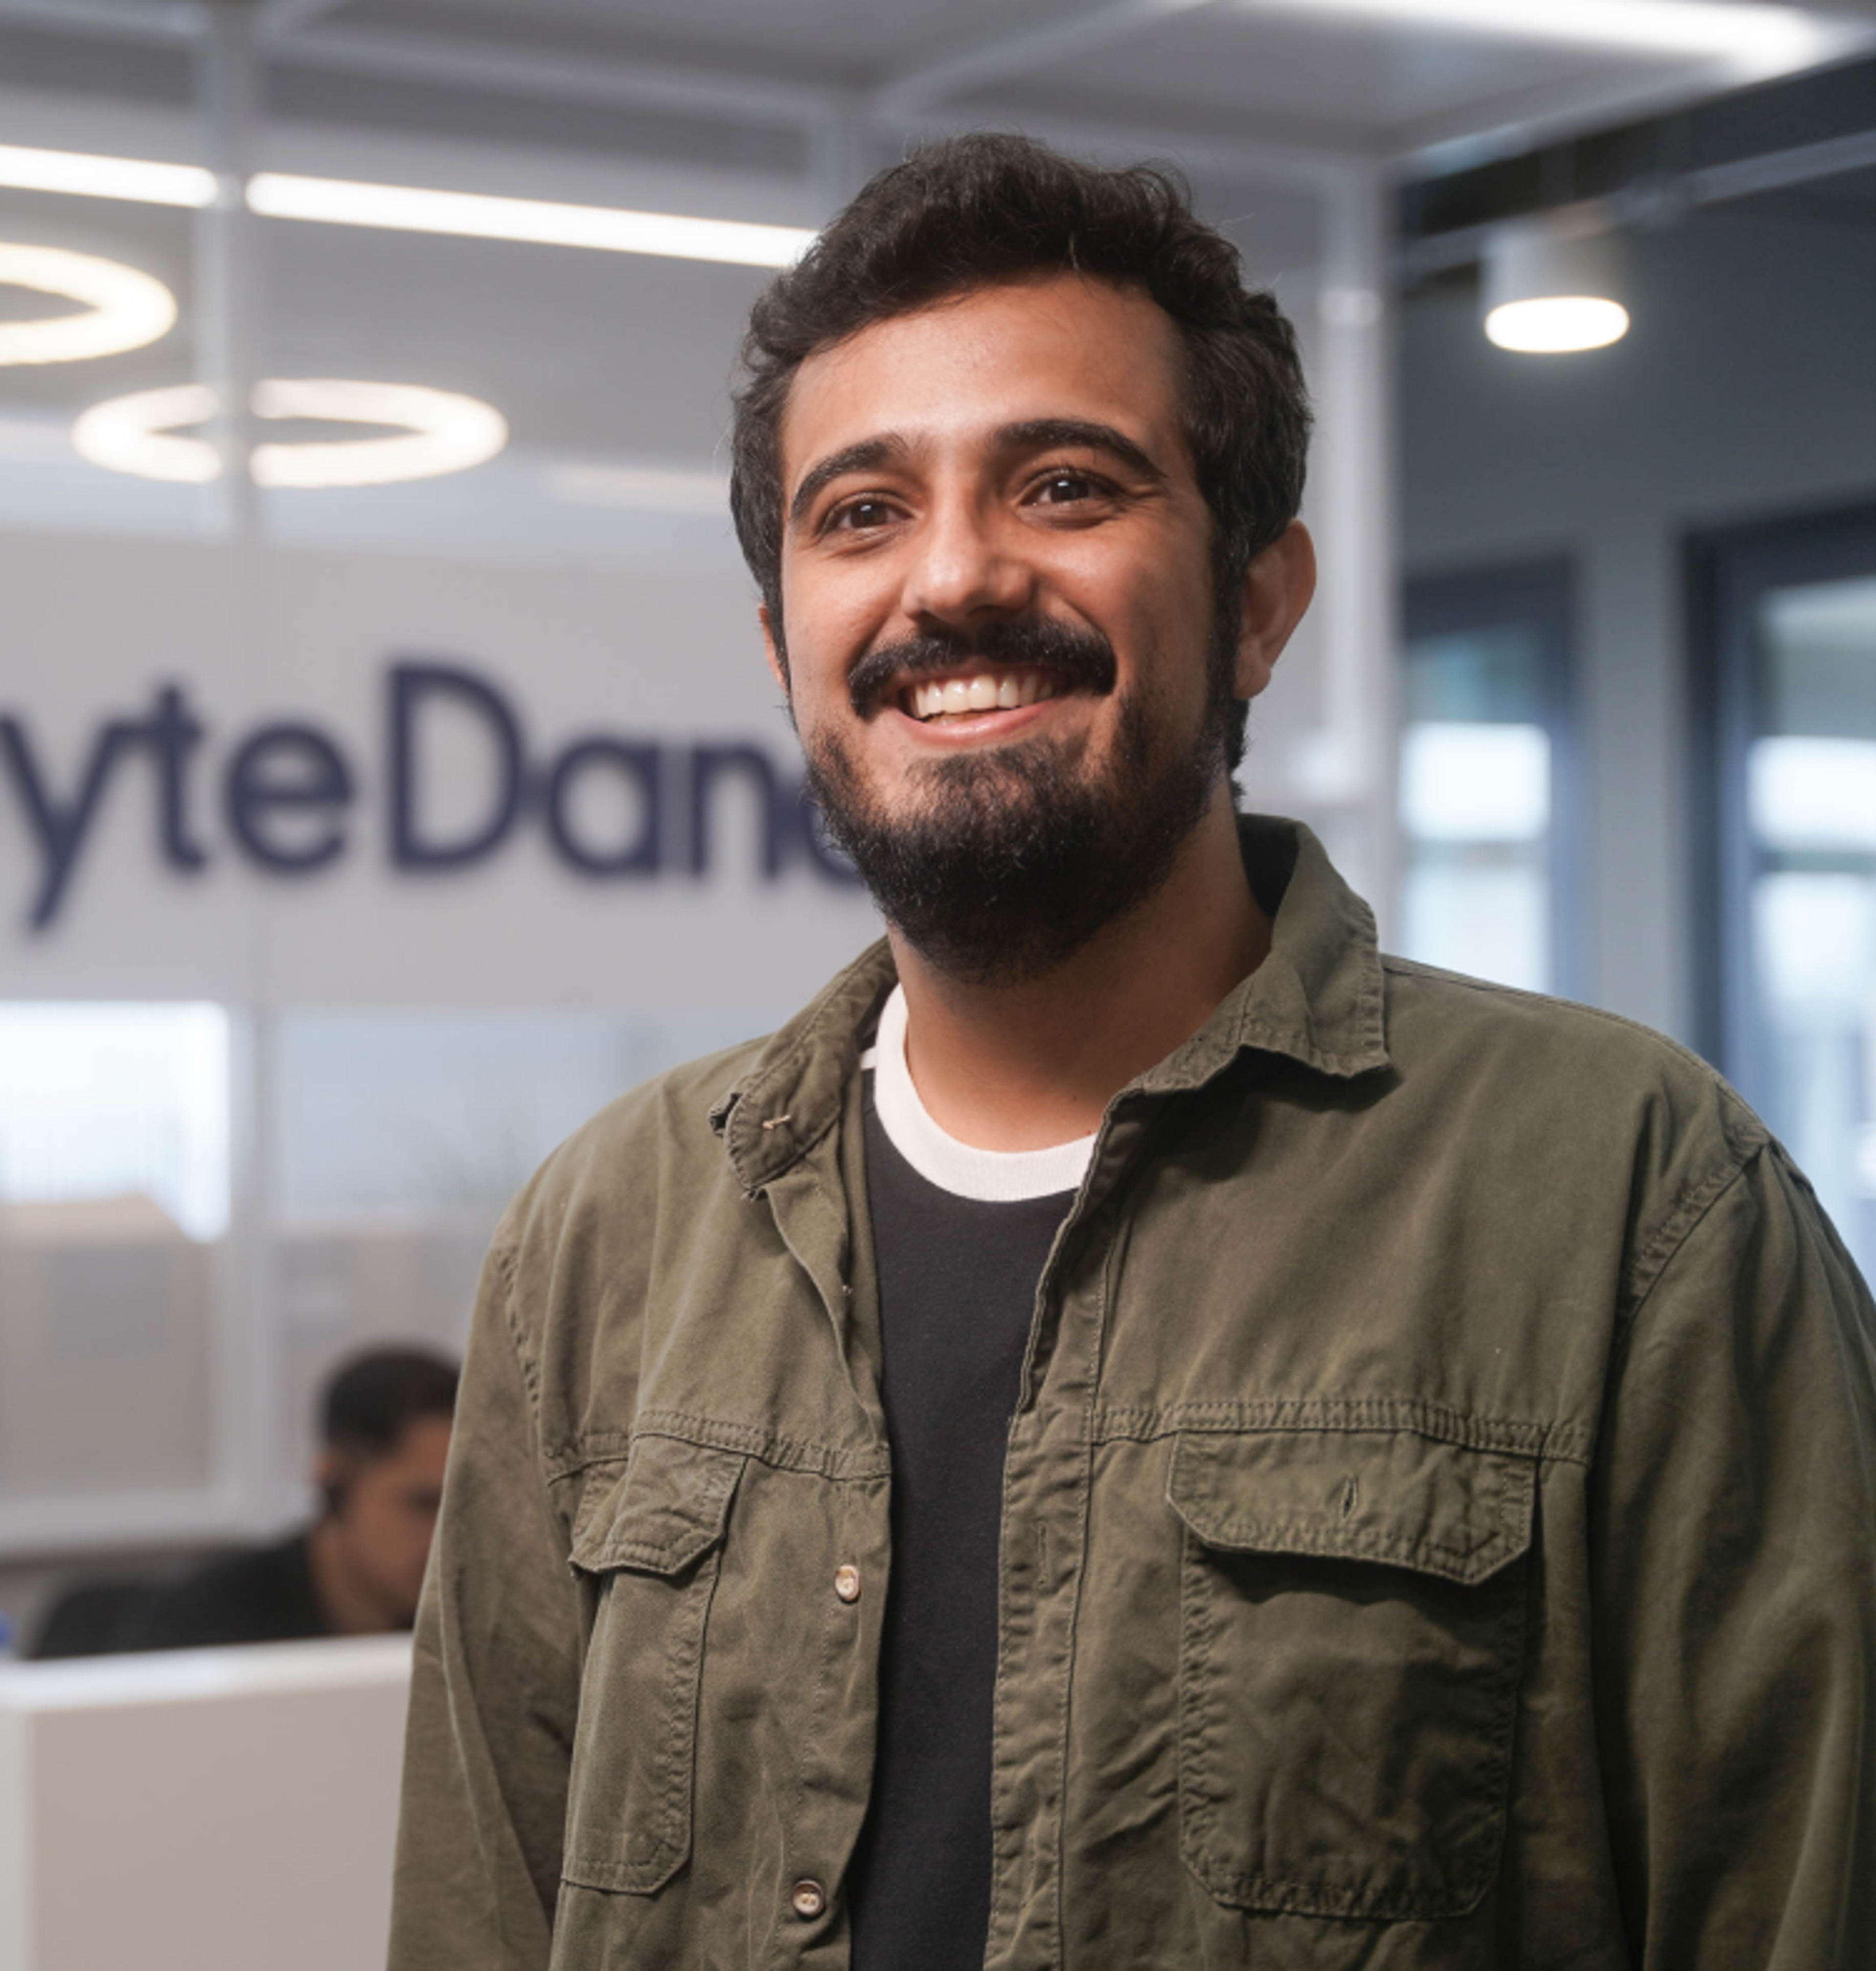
[[0, 530, 878, 1012]]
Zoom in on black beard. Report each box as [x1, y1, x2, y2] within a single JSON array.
[[802, 618, 1227, 987]]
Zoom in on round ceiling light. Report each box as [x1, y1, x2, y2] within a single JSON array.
[[0, 243, 178, 365], [71, 381, 219, 481], [71, 378, 509, 486], [1483, 218, 1631, 355], [251, 380, 509, 487]]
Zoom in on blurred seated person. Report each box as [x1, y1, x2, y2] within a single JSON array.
[[122, 1346, 458, 1652]]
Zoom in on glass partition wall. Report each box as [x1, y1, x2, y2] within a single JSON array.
[[0, 1001, 766, 1549], [0, 27, 829, 1557], [1694, 501, 1876, 1285], [1396, 559, 1578, 996]]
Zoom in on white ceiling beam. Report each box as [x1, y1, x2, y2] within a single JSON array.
[[269, 25, 847, 130], [0, 0, 206, 37], [871, 0, 1220, 121], [254, 0, 354, 41]]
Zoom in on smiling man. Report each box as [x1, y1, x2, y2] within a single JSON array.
[[389, 137, 1875, 1971]]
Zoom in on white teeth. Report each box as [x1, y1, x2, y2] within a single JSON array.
[[906, 669, 1062, 719]]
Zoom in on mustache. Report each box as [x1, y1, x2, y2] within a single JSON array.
[[847, 617, 1118, 717]]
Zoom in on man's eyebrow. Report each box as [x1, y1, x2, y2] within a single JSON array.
[[788, 435, 907, 529], [998, 419, 1166, 483]]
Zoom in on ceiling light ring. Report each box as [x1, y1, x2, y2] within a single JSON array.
[[0, 244, 179, 366], [71, 378, 510, 488], [249, 379, 510, 488]]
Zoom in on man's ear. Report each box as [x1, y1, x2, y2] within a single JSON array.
[[314, 1447, 352, 1520], [759, 603, 789, 696], [1233, 521, 1317, 702]]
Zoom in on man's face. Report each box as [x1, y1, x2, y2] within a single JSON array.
[[769, 273, 1248, 980], [324, 1414, 451, 1626]]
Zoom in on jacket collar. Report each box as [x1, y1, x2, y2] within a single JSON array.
[[711, 813, 1389, 1194], [1137, 813, 1390, 1094]]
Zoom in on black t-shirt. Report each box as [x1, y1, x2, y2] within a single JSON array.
[[121, 1531, 331, 1651], [848, 1078, 1074, 1971]]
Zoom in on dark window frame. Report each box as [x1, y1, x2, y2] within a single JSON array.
[[1400, 555, 1582, 1000], [1686, 495, 1876, 1092]]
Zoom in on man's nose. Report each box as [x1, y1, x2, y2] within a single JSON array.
[[900, 496, 1035, 629]]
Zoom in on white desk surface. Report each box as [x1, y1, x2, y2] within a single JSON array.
[[1, 1633, 415, 1971]]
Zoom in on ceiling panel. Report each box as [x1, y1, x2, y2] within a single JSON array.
[[280, 0, 1876, 165], [987, 5, 1709, 147], [353, 0, 1093, 86]]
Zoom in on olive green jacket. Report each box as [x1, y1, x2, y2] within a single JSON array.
[[390, 816, 1876, 1971]]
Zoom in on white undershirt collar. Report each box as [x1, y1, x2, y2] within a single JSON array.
[[859, 984, 1095, 1204]]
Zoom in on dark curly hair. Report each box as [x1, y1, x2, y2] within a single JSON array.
[[729, 132, 1312, 770]]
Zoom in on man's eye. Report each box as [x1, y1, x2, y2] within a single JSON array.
[[827, 496, 895, 532], [1032, 470, 1101, 505]]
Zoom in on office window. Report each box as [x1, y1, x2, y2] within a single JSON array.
[[1694, 500, 1876, 1283], [1398, 560, 1577, 996], [0, 1001, 766, 1550], [0, 1005, 228, 1509], [267, 1009, 750, 1483]]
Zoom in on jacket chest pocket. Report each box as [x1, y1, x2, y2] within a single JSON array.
[[1169, 1426, 1534, 1923], [563, 1435, 746, 1895]]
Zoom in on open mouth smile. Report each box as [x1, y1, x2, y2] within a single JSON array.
[[898, 667, 1070, 722]]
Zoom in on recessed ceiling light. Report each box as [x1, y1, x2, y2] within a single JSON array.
[[71, 379, 510, 487], [246, 173, 815, 269], [0, 245, 179, 365], [0, 144, 217, 209], [1246, 0, 1838, 67]]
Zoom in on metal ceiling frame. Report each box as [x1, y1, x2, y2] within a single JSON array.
[[265, 21, 845, 128], [0, 0, 206, 37], [870, 0, 1221, 121], [260, 7, 1371, 189], [0, 0, 1378, 186], [254, 0, 352, 31], [1400, 124, 1876, 278], [1, 0, 1870, 187]]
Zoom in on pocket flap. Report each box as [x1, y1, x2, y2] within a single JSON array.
[[1167, 1428, 1533, 1585], [569, 1435, 746, 1577]]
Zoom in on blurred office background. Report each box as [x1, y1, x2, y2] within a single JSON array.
[[0, 0, 1872, 1665]]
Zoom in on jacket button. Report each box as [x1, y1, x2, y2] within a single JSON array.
[[790, 1879, 827, 1920], [833, 1564, 862, 1603]]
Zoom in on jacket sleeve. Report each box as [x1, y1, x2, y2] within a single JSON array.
[[388, 1222, 586, 1971], [1589, 1140, 1876, 1969]]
